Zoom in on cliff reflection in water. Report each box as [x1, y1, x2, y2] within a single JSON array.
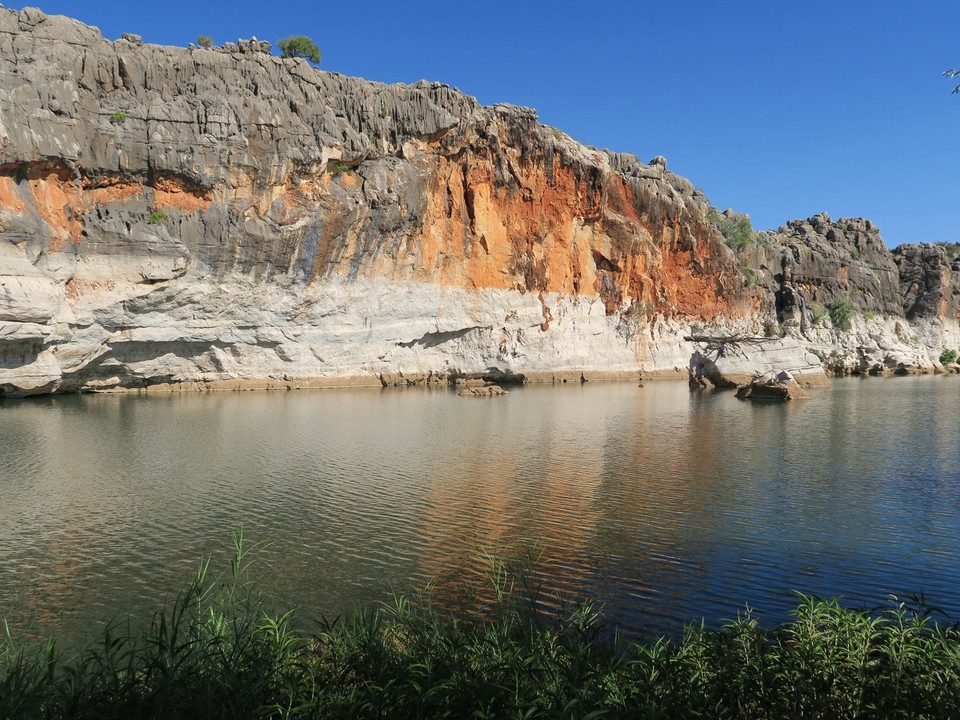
[[1, 377, 959, 643]]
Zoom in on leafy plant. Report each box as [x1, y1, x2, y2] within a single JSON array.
[[332, 162, 354, 176], [109, 110, 127, 123], [278, 35, 321, 64], [624, 300, 654, 318], [618, 300, 655, 340], [709, 208, 755, 252], [379, 105, 389, 119], [5, 560, 960, 718], [827, 296, 856, 331], [196, 34, 213, 48], [940, 348, 959, 365], [816, 348, 850, 375], [148, 210, 166, 224], [4, 544, 960, 719], [937, 242, 960, 262], [809, 303, 828, 326]]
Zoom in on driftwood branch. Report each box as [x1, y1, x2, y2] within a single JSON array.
[[684, 334, 778, 347]]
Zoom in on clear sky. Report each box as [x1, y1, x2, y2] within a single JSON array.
[[10, 1, 960, 247]]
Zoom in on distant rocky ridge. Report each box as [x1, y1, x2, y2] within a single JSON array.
[[0, 7, 956, 396]]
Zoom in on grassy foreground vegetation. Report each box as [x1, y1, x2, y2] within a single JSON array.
[[4, 538, 960, 719]]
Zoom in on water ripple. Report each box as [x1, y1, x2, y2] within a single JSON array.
[[2, 378, 960, 642]]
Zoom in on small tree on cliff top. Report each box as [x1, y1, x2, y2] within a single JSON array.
[[278, 35, 321, 64]]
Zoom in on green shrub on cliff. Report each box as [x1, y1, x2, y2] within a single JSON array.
[[809, 303, 828, 327], [937, 242, 960, 262], [196, 35, 213, 48], [827, 296, 855, 331], [709, 208, 754, 252], [940, 348, 959, 365], [278, 35, 321, 64]]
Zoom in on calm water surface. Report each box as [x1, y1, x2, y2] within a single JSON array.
[[1, 377, 959, 642]]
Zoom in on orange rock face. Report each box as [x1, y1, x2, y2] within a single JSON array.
[[241, 112, 754, 329], [0, 112, 752, 335], [0, 164, 211, 253]]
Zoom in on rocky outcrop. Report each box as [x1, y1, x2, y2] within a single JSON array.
[[688, 335, 824, 388], [893, 243, 960, 351], [730, 213, 960, 379]]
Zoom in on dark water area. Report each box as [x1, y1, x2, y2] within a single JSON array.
[[1, 376, 959, 644]]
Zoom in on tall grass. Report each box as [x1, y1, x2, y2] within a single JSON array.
[[3, 540, 960, 719]]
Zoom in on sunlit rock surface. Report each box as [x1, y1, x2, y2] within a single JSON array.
[[0, 8, 955, 395]]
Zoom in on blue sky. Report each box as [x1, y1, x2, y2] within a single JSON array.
[[11, 1, 960, 246]]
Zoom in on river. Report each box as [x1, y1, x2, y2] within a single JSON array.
[[1, 376, 959, 643]]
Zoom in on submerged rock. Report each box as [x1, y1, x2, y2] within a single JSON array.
[[735, 371, 808, 401]]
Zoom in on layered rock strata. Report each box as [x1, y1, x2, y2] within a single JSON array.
[[0, 7, 767, 396], [0, 8, 956, 397]]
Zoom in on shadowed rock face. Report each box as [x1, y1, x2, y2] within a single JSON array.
[[0, 7, 761, 395], [741, 213, 901, 318], [895, 243, 960, 322]]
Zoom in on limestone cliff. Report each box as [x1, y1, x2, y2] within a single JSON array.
[[0, 7, 768, 396], [0, 8, 955, 397]]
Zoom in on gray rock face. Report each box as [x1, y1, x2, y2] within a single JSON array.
[[895, 243, 960, 321], [0, 7, 760, 395], [731, 212, 960, 375], [0, 8, 476, 182], [743, 213, 901, 318]]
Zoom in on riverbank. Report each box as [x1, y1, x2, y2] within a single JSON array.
[[4, 368, 684, 395], [4, 543, 959, 719]]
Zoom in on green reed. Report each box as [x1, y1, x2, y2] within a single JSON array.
[[3, 540, 960, 719]]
